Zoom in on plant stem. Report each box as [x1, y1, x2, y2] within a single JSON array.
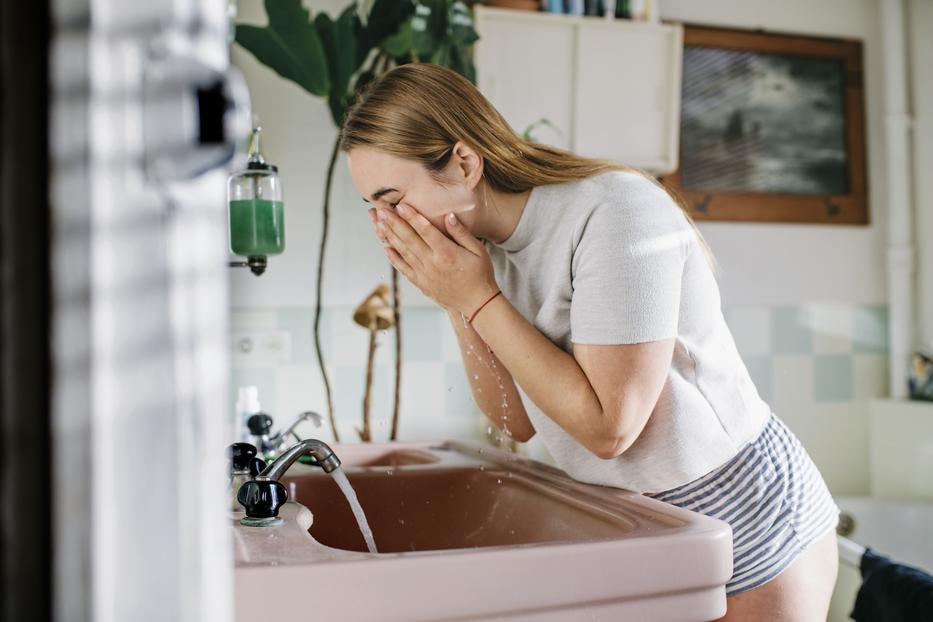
[[390, 267, 401, 440], [361, 327, 377, 442], [314, 135, 341, 442]]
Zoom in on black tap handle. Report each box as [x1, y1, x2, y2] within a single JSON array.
[[249, 457, 266, 477], [247, 413, 273, 436], [228, 442, 258, 471], [237, 479, 288, 519]]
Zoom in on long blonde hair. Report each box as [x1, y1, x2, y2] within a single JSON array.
[[339, 63, 719, 276]]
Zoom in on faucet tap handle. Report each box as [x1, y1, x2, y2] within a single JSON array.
[[227, 443, 267, 479], [247, 413, 273, 437], [237, 478, 288, 520]]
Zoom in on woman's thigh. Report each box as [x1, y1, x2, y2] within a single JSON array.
[[716, 527, 839, 622]]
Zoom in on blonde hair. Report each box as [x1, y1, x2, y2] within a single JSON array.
[[339, 63, 719, 276]]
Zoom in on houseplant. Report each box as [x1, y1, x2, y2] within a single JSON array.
[[235, 0, 481, 441]]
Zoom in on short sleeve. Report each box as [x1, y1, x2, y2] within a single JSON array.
[[570, 182, 692, 345]]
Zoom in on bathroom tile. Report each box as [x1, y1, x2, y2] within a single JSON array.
[[809, 303, 854, 353], [441, 312, 464, 363], [771, 306, 813, 355], [723, 306, 771, 355], [741, 354, 773, 403], [813, 354, 854, 402], [397, 362, 445, 421], [274, 364, 328, 422], [853, 305, 888, 353], [773, 402, 870, 496], [230, 308, 277, 330], [771, 354, 814, 404], [852, 353, 889, 400], [331, 309, 381, 366], [275, 307, 325, 365], [870, 398, 933, 500], [444, 362, 482, 417], [400, 307, 443, 362], [334, 363, 391, 426]]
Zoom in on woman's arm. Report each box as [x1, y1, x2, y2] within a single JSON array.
[[469, 293, 674, 460], [445, 307, 535, 442]]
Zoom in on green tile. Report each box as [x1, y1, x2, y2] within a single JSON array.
[[335, 363, 390, 425], [853, 305, 888, 353], [401, 307, 443, 362], [813, 354, 854, 401], [276, 307, 333, 364], [742, 354, 773, 403], [444, 362, 479, 417], [771, 306, 812, 355]]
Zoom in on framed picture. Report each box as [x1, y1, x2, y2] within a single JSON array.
[[660, 24, 868, 225]]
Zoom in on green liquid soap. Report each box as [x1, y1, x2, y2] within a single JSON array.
[[229, 199, 285, 256]]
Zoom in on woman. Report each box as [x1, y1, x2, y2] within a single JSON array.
[[340, 63, 839, 621]]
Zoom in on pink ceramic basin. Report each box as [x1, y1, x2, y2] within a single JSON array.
[[233, 440, 732, 621]]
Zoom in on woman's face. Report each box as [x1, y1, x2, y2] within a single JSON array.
[[346, 148, 478, 236]]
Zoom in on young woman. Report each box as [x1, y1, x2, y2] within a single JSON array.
[[340, 63, 839, 621]]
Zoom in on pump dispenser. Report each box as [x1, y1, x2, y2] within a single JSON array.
[[227, 126, 284, 275]]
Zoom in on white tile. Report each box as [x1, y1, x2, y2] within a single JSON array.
[[230, 309, 277, 329], [771, 355, 814, 405], [776, 402, 871, 496], [809, 303, 854, 353], [723, 306, 771, 354], [870, 398, 933, 501], [441, 314, 465, 363], [398, 362, 445, 417], [852, 353, 889, 400]]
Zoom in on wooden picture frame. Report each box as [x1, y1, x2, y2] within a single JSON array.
[[659, 24, 869, 225]]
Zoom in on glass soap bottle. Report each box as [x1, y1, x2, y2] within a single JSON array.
[[227, 127, 284, 274]]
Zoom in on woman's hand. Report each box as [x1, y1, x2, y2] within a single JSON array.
[[370, 203, 499, 318]]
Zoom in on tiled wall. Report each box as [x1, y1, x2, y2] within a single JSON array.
[[231, 302, 889, 496]]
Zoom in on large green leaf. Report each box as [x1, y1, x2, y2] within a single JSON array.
[[234, 0, 329, 97], [358, 0, 416, 65]]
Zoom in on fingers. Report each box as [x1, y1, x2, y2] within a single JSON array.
[[444, 212, 485, 255], [395, 204, 450, 252], [384, 246, 417, 285], [376, 207, 430, 266]]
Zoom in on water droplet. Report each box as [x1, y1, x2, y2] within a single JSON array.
[[479, 465, 485, 471], [447, 386, 453, 392], [473, 374, 479, 380], [477, 388, 483, 393], [478, 448, 485, 454], [398, 518, 405, 525], [497, 478, 502, 484], [509, 529, 515, 536], [486, 426, 492, 434]]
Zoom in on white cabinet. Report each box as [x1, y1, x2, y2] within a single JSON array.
[[474, 6, 683, 175]]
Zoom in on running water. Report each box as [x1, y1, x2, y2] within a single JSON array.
[[329, 467, 378, 553]]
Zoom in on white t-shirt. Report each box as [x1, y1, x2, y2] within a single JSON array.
[[483, 170, 772, 493]]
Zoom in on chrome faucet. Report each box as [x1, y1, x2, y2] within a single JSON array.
[[236, 438, 341, 525], [247, 410, 323, 460]]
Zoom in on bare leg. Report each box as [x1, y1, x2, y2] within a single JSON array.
[[716, 527, 839, 622]]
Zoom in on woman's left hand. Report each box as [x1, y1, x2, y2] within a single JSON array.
[[371, 203, 500, 318]]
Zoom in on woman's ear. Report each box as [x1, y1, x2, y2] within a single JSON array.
[[452, 140, 484, 189]]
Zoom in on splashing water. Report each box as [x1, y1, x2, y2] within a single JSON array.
[[329, 467, 378, 553]]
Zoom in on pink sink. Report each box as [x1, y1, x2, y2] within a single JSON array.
[[233, 440, 732, 621]]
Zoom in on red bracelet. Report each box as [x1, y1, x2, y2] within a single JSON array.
[[467, 290, 502, 325]]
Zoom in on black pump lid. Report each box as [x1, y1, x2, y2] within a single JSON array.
[[247, 413, 274, 436], [246, 160, 278, 173]]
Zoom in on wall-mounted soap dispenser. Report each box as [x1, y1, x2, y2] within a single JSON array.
[[227, 126, 284, 276]]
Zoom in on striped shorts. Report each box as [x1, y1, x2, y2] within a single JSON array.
[[647, 413, 840, 596]]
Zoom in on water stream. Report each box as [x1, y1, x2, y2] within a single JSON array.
[[329, 467, 378, 553]]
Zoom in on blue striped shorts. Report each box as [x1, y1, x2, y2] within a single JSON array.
[[647, 413, 840, 596]]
